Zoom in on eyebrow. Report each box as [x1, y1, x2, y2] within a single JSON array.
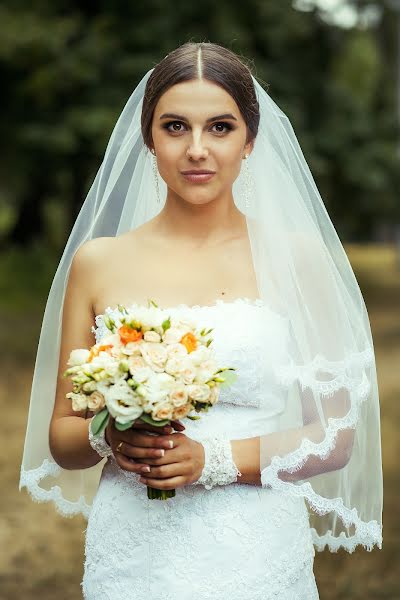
[[159, 112, 238, 123]]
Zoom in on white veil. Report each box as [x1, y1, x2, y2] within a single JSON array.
[[19, 66, 383, 554]]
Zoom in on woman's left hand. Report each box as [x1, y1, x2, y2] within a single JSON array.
[[137, 432, 205, 490]]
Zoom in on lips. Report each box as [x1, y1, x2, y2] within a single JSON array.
[[181, 169, 216, 184], [181, 170, 215, 175]]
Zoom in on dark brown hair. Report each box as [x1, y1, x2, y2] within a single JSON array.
[[141, 42, 260, 149]]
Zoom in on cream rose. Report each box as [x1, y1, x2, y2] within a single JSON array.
[[172, 404, 192, 419], [67, 349, 91, 367], [66, 392, 88, 411], [166, 343, 188, 359], [152, 400, 174, 421], [128, 355, 152, 383], [164, 356, 187, 377], [143, 330, 161, 343], [186, 383, 211, 403], [121, 340, 143, 356], [169, 383, 189, 407], [87, 390, 106, 411], [140, 341, 168, 372]]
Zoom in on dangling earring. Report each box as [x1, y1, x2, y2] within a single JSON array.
[[150, 148, 161, 204], [242, 154, 253, 210]]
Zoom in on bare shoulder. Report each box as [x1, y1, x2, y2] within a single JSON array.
[[72, 235, 118, 269]]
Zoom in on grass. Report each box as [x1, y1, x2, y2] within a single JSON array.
[[0, 242, 398, 599]]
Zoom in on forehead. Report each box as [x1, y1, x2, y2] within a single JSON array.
[[153, 79, 242, 121]]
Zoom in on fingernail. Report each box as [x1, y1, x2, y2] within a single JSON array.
[[142, 466, 151, 472], [168, 440, 174, 448]]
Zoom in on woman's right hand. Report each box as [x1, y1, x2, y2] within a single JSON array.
[[105, 416, 185, 476]]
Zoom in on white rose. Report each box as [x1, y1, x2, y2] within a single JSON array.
[[66, 392, 88, 411], [166, 343, 188, 359], [121, 340, 143, 356], [176, 362, 197, 385], [87, 390, 106, 411], [67, 349, 91, 367], [194, 358, 218, 384], [162, 327, 187, 344], [165, 355, 200, 384], [152, 400, 174, 421], [128, 356, 152, 383], [136, 372, 175, 410], [169, 383, 189, 407], [143, 330, 161, 343], [189, 345, 212, 366], [104, 379, 143, 424], [164, 356, 187, 377], [140, 342, 168, 372], [186, 383, 211, 403]]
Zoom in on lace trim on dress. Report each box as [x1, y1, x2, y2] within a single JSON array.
[[262, 346, 382, 553], [90, 296, 288, 343], [19, 458, 92, 519], [275, 346, 375, 397]]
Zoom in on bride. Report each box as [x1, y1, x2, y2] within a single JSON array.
[[19, 42, 383, 599]]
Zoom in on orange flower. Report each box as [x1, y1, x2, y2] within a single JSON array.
[[88, 344, 113, 362], [180, 332, 197, 353], [118, 325, 143, 345]]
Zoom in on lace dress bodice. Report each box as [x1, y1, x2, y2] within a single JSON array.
[[82, 298, 319, 600]]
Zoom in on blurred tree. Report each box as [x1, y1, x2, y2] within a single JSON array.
[[0, 0, 398, 247]]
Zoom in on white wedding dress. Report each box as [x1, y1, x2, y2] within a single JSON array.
[[81, 298, 320, 600]]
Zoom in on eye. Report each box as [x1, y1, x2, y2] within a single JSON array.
[[162, 121, 234, 135], [163, 121, 186, 133], [211, 122, 234, 134]]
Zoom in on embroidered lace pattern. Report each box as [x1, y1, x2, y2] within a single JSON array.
[[192, 436, 242, 489], [88, 417, 113, 458], [81, 458, 319, 600]]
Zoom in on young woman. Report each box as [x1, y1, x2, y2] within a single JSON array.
[[20, 42, 383, 599]]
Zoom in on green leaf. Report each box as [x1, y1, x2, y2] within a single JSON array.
[[186, 415, 201, 420], [162, 318, 171, 331], [139, 413, 170, 427], [218, 370, 238, 388], [115, 419, 135, 431], [91, 408, 110, 435]]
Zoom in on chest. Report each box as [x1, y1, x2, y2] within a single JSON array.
[[92, 238, 259, 317]]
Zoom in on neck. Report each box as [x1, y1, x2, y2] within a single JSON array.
[[153, 189, 247, 245]]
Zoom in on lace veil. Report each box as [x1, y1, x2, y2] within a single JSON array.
[[19, 64, 383, 553]]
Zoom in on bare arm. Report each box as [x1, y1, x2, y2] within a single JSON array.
[[49, 238, 108, 470], [231, 420, 354, 487]]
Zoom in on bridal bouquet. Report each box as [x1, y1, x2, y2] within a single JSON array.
[[63, 301, 237, 500]]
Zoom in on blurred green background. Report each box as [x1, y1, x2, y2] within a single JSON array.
[[1, 1, 399, 598]]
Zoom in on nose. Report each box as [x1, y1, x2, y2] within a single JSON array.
[[186, 130, 208, 161]]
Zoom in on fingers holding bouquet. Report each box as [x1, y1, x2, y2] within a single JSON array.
[[105, 415, 185, 476], [63, 301, 237, 499]]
